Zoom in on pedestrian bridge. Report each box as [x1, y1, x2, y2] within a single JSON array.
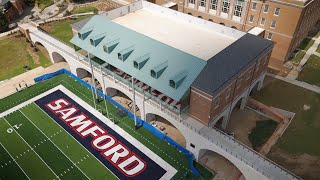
[[22, 23, 300, 180]]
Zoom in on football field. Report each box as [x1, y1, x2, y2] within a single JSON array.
[[0, 85, 176, 180]]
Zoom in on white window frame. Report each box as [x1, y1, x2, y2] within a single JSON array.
[[236, 78, 242, 89], [221, 0, 230, 14], [233, 0, 244, 17], [249, 15, 254, 23], [210, 0, 217, 10], [225, 87, 232, 101], [199, 0, 206, 7], [214, 97, 220, 109], [267, 33, 272, 40], [270, 20, 277, 29], [274, 7, 280, 16], [260, 17, 266, 26], [252, 2, 257, 11], [263, 4, 269, 13], [189, 0, 195, 4]]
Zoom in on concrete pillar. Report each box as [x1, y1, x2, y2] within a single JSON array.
[[228, 0, 235, 19], [240, 97, 247, 110], [221, 113, 230, 129], [240, 0, 248, 23], [106, 88, 117, 97], [216, 0, 222, 16]]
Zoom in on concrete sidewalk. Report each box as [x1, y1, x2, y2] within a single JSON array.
[[0, 63, 69, 99], [267, 73, 320, 94]]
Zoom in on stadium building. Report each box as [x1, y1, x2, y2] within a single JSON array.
[[20, 1, 302, 179], [146, 0, 320, 71]]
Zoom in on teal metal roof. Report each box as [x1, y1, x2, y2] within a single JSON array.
[[70, 15, 206, 101]]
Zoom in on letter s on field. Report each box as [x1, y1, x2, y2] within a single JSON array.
[[47, 99, 69, 111]]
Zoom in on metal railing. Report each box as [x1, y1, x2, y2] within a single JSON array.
[[29, 29, 301, 180]]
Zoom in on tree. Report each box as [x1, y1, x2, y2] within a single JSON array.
[[0, 10, 9, 33]]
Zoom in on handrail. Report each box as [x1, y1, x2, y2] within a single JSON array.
[[29, 29, 300, 180]]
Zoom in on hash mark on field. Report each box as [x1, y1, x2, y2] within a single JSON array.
[[20, 110, 90, 180], [3, 117, 60, 180]]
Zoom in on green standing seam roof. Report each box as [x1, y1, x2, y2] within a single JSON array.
[[70, 15, 207, 102]]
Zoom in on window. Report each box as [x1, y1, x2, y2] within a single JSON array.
[[263, 4, 269, 13], [214, 97, 220, 109], [249, 15, 254, 23], [225, 87, 231, 101], [274, 7, 280, 16], [236, 78, 242, 89], [233, 0, 244, 17], [189, 0, 195, 4], [255, 61, 260, 72], [199, 0, 206, 7], [252, 2, 257, 10], [210, 0, 217, 10], [270, 20, 277, 28], [267, 32, 272, 40], [221, 0, 230, 13], [260, 18, 266, 26]]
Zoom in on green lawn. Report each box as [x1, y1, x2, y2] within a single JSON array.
[[36, 0, 53, 10], [248, 120, 278, 150], [71, 6, 98, 14], [297, 54, 320, 86], [0, 35, 51, 81], [41, 15, 93, 45], [0, 74, 213, 180], [315, 31, 320, 38], [291, 50, 306, 65], [298, 38, 315, 51], [316, 44, 320, 53], [252, 77, 320, 156]]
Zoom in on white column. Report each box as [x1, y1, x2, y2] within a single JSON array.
[[216, 0, 222, 16], [240, 0, 249, 23], [228, 0, 235, 19]]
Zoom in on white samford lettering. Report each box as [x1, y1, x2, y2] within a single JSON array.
[[46, 99, 146, 177]]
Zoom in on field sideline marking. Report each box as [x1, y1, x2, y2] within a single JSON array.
[[61, 81, 186, 172], [33, 103, 120, 180], [0, 141, 31, 180], [2, 117, 60, 180], [19, 110, 91, 180]]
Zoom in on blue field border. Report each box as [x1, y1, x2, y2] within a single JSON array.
[[34, 68, 200, 177]]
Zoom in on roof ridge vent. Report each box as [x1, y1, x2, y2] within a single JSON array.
[[118, 45, 134, 61], [169, 70, 188, 89], [150, 61, 168, 79], [103, 38, 120, 54], [133, 53, 150, 70], [78, 26, 94, 40], [90, 33, 106, 47]]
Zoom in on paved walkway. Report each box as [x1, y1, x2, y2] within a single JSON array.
[[267, 73, 320, 94], [287, 35, 320, 79], [0, 63, 69, 99]]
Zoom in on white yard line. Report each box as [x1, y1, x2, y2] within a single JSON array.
[[19, 110, 91, 180], [0, 142, 31, 180], [2, 117, 60, 180], [33, 103, 120, 180]]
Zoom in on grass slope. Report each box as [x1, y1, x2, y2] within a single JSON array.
[[297, 54, 320, 86], [249, 120, 278, 150], [71, 6, 98, 14]]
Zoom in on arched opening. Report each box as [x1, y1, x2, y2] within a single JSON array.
[[52, 52, 67, 63], [231, 26, 237, 29], [187, 13, 192, 15], [34, 41, 51, 65], [208, 19, 214, 22], [105, 87, 141, 118], [76, 68, 102, 91], [213, 116, 224, 130], [146, 113, 186, 147], [198, 149, 242, 179], [219, 22, 225, 26], [249, 81, 260, 96], [198, 16, 203, 19]]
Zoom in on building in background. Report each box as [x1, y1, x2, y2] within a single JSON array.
[[150, 0, 320, 71], [0, 0, 25, 23]]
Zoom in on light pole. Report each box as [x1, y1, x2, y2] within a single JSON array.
[[100, 66, 114, 123], [88, 52, 98, 109], [131, 76, 137, 129]]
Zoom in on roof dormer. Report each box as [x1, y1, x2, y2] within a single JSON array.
[[78, 26, 94, 40], [169, 70, 188, 89], [150, 61, 168, 79], [103, 39, 119, 54], [118, 46, 134, 61], [133, 54, 150, 70], [90, 33, 106, 47]]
